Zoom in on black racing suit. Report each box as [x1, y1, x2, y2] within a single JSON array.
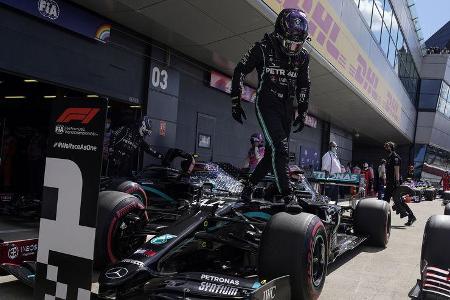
[[231, 33, 311, 195], [383, 151, 415, 218], [109, 124, 163, 176]]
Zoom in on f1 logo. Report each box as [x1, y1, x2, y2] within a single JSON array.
[[57, 108, 100, 124]]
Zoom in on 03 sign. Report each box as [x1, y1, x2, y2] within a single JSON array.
[[151, 66, 168, 90]]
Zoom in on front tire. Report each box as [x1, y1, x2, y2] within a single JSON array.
[[94, 191, 147, 268], [420, 215, 450, 299], [259, 212, 327, 300], [354, 199, 391, 247], [424, 190, 434, 201], [444, 204, 450, 216]]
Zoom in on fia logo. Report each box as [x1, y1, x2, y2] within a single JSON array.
[[55, 125, 64, 135], [38, 0, 60, 20], [263, 286, 276, 300]]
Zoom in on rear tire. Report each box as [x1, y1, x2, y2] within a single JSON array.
[[444, 204, 450, 216], [115, 181, 148, 207], [444, 191, 450, 203], [354, 199, 391, 247], [420, 215, 450, 299], [424, 190, 434, 201], [259, 212, 327, 300], [94, 191, 146, 268]]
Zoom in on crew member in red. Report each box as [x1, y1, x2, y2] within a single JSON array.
[[441, 171, 450, 192], [361, 163, 373, 196]]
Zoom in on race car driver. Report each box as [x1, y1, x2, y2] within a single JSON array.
[[383, 141, 416, 226], [230, 8, 311, 201], [108, 116, 164, 176]]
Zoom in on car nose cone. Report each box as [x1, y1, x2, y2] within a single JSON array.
[[105, 267, 128, 279]]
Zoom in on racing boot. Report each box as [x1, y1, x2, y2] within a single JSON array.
[[240, 181, 255, 202]]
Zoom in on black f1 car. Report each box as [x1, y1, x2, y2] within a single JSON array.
[[409, 203, 450, 300], [97, 165, 391, 300], [402, 180, 437, 202]]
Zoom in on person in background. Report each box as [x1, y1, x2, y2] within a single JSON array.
[[378, 159, 386, 200], [345, 162, 352, 173], [383, 141, 416, 226], [321, 141, 342, 202], [369, 163, 375, 196], [243, 133, 265, 172], [406, 164, 414, 180], [339, 164, 347, 199], [440, 171, 449, 192], [361, 163, 373, 196], [109, 116, 164, 177], [352, 162, 361, 175]]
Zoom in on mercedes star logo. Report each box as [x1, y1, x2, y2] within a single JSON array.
[[105, 267, 128, 279]]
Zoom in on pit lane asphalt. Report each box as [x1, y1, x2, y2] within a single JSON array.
[[0, 198, 445, 300], [321, 198, 443, 300]]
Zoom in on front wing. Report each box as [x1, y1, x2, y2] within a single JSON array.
[[99, 272, 290, 300]]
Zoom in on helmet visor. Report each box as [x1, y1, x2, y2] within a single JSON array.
[[282, 38, 304, 54]]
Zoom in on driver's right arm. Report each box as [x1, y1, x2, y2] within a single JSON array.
[[230, 43, 262, 100]]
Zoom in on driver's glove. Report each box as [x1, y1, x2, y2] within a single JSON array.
[[293, 111, 307, 133], [231, 96, 247, 124]]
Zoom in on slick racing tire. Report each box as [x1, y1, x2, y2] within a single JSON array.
[[444, 191, 450, 202], [354, 199, 391, 247], [115, 181, 148, 207], [259, 212, 327, 300], [94, 191, 147, 268], [420, 215, 450, 299], [424, 190, 435, 202], [444, 204, 450, 216]]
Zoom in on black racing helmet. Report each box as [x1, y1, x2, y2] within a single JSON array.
[[275, 8, 309, 56]]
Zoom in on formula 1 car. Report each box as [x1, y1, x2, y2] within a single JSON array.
[[94, 162, 244, 267], [97, 169, 391, 299], [93, 163, 320, 268], [409, 204, 450, 299], [402, 180, 437, 202]]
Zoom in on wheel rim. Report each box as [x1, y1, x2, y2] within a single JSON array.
[[312, 235, 326, 287], [112, 213, 145, 260]]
